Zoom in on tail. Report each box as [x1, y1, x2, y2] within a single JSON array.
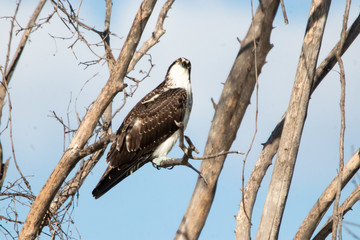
[[92, 160, 148, 199]]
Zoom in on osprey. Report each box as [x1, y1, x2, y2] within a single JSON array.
[[92, 57, 192, 199]]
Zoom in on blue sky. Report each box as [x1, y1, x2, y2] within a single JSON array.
[[1, 0, 360, 239]]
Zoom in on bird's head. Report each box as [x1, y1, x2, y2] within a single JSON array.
[[165, 57, 191, 88]]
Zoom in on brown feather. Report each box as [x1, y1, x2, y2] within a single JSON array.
[[92, 85, 187, 198]]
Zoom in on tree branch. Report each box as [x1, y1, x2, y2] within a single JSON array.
[[18, 1, 157, 239], [332, 0, 351, 238], [256, 0, 331, 238], [128, 0, 175, 72], [314, 180, 360, 240], [40, 0, 176, 235], [0, 0, 47, 196], [175, 1, 280, 239], [2, 0, 47, 85], [235, 12, 360, 240], [279, 0, 289, 24], [295, 150, 360, 239]]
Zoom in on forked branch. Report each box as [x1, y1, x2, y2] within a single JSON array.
[[295, 150, 360, 239], [18, 1, 157, 239], [236, 12, 360, 240], [156, 135, 243, 182]]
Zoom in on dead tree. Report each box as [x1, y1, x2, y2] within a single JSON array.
[[1, 0, 359, 240]]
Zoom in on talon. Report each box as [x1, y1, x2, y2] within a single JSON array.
[[174, 120, 184, 128], [152, 162, 160, 170], [184, 136, 199, 154]]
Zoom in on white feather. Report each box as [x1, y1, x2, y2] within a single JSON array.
[[152, 131, 180, 165], [152, 58, 192, 165]]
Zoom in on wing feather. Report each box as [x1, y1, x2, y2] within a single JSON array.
[[112, 87, 187, 167], [92, 87, 188, 198]]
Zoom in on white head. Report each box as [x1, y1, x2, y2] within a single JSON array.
[[165, 57, 191, 89]]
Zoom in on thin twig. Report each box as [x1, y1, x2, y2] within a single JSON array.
[[103, 0, 115, 69], [3, 0, 21, 76], [332, 1, 351, 239], [4, 0, 47, 83], [314, 183, 360, 239], [156, 137, 243, 185], [295, 150, 360, 239], [50, 0, 106, 61], [2, 82, 31, 192], [74, 73, 99, 124], [157, 137, 243, 168], [240, 0, 259, 225], [128, 0, 176, 72], [112, 90, 127, 119], [49, 111, 75, 134], [280, 0, 289, 24], [238, 8, 360, 240]]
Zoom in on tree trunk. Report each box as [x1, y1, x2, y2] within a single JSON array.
[[174, 1, 280, 239], [18, 1, 157, 239], [255, 0, 331, 239], [235, 12, 360, 239]]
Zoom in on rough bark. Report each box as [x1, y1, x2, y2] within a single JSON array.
[[44, 0, 175, 231], [255, 0, 331, 239], [235, 13, 360, 240], [18, 1, 157, 239], [174, 1, 280, 239]]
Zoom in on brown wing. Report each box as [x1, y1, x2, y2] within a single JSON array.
[[92, 87, 187, 198]]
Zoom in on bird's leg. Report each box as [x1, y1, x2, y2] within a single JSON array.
[[184, 136, 199, 155], [174, 120, 187, 154], [157, 120, 206, 183], [176, 127, 205, 183], [174, 121, 199, 156]]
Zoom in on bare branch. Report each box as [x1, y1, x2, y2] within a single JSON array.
[[18, 1, 157, 239], [236, 12, 360, 240], [128, 0, 175, 72], [48, 147, 107, 220], [42, 1, 175, 229], [2, 82, 31, 192], [2, 0, 47, 85], [240, 0, 260, 225], [314, 183, 360, 240], [0, 215, 24, 225], [332, 1, 351, 238], [3, 0, 21, 78], [280, 0, 289, 24], [103, 0, 115, 69], [175, 1, 280, 239], [0, 0, 47, 198], [295, 150, 360, 239], [156, 135, 242, 184], [157, 150, 244, 168], [49, 0, 106, 61], [49, 111, 75, 134], [256, 1, 331, 238]]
